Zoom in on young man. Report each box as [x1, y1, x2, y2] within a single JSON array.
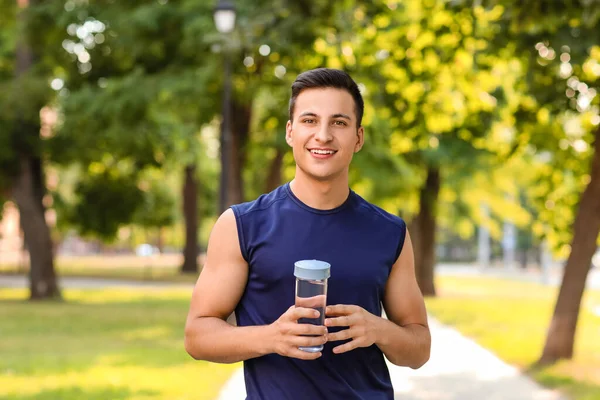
[[185, 68, 430, 399]]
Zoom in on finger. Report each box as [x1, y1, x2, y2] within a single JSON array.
[[326, 305, 356, 316], [326, 328, 353, 342], [287, 348, 322, 360], [293, 334, 328, 348], [294, 323, 328, 337], [293, 307, 321, 321], [333, 340, 360, 354], [296, 294, 327, 309], [325, 315, 353, 327]]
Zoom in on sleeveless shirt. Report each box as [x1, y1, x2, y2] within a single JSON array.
[[230, 183, 407, 400]]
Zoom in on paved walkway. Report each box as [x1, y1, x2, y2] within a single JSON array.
[[436, 263, 600, 290], [217, 317, 568, 400], [0, 275, 194, 290]]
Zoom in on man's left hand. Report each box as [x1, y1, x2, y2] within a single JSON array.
[[325, 305, 378, 354]]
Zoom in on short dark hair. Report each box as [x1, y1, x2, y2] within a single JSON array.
[[288, 68, 364, 128]]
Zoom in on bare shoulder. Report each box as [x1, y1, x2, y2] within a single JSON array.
[[206, 208, 243, 259], [396, 228, 414, 270]]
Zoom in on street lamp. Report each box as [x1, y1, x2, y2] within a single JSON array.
[[214, 0, 236, 214], [213, 0, 236, 33]]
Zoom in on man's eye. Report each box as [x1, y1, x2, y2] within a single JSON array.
[[333, 120, 347, 126], [303, 119, 316, 124]]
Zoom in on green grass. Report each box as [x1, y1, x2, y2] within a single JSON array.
[[427, 275, 600, 400], [0, 287, 239, 400], [55, 264, 199, 283]]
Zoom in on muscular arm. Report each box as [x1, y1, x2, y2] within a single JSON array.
[[184, 209, 327, 364], [375, 230, 431, 368], [184, 209, 271, 364]]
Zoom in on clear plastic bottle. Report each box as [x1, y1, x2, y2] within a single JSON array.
[[294, 260, 331, 353]]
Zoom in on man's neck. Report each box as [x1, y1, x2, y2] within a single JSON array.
[[289, 171, 350, 210]]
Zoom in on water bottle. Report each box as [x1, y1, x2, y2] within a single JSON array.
[[294, 259, 330, 353]]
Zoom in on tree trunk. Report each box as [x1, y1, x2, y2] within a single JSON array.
[[228, 100, 252, 205], [19, 223, 27, 273], [181, 164, 199, 274], [520, 250, 528, 269], [265, 147, 285, 193], [13, 158, 60, 299], [538, 127, 600, 366], [12, 0, 60, 300], [156, 227, 164, 254], [408, 215, 421, 279], [413, 166, 440, 297]]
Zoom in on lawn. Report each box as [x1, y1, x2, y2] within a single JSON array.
[[0, 287, 239, 400], [427, 275, 600, 400]]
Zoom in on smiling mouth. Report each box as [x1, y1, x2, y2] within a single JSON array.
[[309, 149, 337, 155]]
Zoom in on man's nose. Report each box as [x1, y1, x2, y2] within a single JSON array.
[[314, 123, 333, 142]]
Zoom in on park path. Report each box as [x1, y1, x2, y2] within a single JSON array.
[[0, 274, 193, 290]]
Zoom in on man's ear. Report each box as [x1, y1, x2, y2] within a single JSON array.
[[354, 126, 365, 153], [285, 120, 293, 147]]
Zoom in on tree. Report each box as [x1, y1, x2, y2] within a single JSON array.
[[0, 0, 60, 299], [33, 1, 221, 273], [181, 164, 199, 273], [482, 0, 600, 364], [539, 127, 600, 364]]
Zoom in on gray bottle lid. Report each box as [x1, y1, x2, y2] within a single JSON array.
[[294, 259, 331, 280]]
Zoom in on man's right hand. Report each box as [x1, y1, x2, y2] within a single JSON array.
[[269, 306, 328, 360]]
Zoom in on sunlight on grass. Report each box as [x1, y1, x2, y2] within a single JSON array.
[[0, 288, 237, 400], [1, 364, 237, 400], [122, 326, 174, 341], [64, 288, 194, 304], [428, 275, 600, 400]]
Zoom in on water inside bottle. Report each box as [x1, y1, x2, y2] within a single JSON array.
[[295, 279, 327, 352]]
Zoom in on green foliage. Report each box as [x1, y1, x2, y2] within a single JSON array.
[[18, 0, 223, 241], [67, 170, 144, 240], [0, 2, 54, 191], [481, 0, 600, 254], [307, 1, 522, 223], [133, 181, 176, 229], [0, 1, 55, 219], [2, 0, 599, 255], [0, 0, 17, 81]]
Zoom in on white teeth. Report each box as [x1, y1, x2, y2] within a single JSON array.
[[310, 149, 335, 155]]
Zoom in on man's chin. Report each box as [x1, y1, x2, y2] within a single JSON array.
[[300, 169, 340, 182]]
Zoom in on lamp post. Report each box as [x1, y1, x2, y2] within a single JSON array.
[[214, 0, 236, 214]]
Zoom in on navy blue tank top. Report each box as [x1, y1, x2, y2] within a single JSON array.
[[231, 183, 407, 400]]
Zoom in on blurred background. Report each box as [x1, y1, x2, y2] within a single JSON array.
[[1, 0, 600, 399]]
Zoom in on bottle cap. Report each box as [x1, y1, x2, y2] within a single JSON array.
[[294, 259, 331, 281]]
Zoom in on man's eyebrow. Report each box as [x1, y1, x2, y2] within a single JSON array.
[[298, 112, 352, 120], [331, 113, 352, 120], [299, 112, 318, 118]]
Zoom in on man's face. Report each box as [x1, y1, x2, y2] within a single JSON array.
[[286, 88, 364, 182]]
